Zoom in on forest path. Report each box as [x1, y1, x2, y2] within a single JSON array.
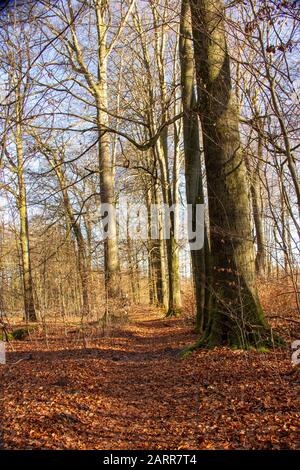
[[2, 309, 202, 449], [1, 308, 299, 449]]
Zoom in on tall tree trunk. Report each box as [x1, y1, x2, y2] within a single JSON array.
[[168, 76, 183, 316], [157, 142, 181, 315], [95, 1, 120, 298], [280, 187, 289, 274], [126, 208, 137, 304], [150, 2, 182, 316], [179, 0, 209, 331], [146, 188, 157, 305], [15, 128, 37, 322], [147, 182, 168, 309], [251, 131, 266, 276], [245, 122, 266, 277], [190, 0, 271, 348]]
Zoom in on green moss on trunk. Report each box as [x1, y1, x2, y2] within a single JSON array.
[[188, 0, 274, 349]]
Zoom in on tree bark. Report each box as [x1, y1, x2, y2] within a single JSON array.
[[95, 1, 120, 298], [179, 0, 209, 331], [147, 182, 168, 309], [15, 127, 37, 322], [190, 0, 271, 348], [251, 131, 266, 276], [148, 2, 182, 316], [157, 144, 182, 315]]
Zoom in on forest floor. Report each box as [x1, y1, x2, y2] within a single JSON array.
[[1, 307, 300, 450]]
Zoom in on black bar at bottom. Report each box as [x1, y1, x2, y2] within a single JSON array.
[[0, 450, 299, 467]]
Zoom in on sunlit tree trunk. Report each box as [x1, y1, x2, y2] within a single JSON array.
[[190, 0, 271, 348], [147, 2, 181, 316], [251, 130, 266, 276], [156, 137, 182, 315], [15, 124, 37, 322], [95, 1, 120, 298], [147, 187, 158, 305], [179, 0, 209, 331]]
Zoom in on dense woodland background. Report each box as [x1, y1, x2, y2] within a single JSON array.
[[0, 0, 299, 451]]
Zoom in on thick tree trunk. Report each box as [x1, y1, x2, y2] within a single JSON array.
[[190, 0, 271, 348], [179, 0, 209, 331]]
